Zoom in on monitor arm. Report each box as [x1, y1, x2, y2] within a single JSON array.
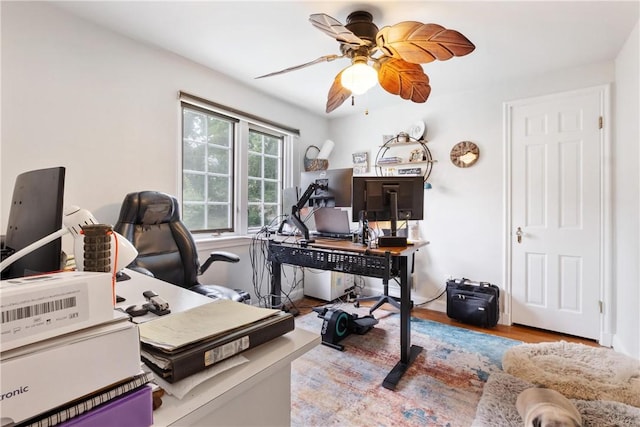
[[356, 189, 401, 247], [278, 182, 328, 242], [389, 190, 399, 237], [377, 190, 408, 247]]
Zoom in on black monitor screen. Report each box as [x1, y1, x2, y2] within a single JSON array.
[[351, 176, 424, 222], [299, 168, 353, 208], [2, 167, 65, 279]]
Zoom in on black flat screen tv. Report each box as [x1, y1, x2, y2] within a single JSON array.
[[1, 167, 66, 279]]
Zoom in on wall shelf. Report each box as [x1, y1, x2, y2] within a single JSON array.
[[375, 136, 435, 182]]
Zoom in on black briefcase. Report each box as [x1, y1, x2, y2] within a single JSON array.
[[446, 278, 499, 327]]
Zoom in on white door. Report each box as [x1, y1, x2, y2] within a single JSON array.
[[508, 87, 604, 340]]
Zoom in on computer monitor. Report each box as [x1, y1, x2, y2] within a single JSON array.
[[1, 167, 66, 279], [351, 175, 424, 246], [299, 168, 353, 208]]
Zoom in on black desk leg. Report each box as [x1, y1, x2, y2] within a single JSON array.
[[382, 254, 423, 390], [270, 260, 282, 310]]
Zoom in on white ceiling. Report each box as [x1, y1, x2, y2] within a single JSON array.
[[52, 1, 639, 118]]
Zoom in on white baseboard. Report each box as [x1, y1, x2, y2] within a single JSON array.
[[415, 298, 446, 313]]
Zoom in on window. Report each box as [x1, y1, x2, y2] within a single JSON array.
[[182, 105, 236, 232], [248, 129, 283, 229], [180, 93, 296, 235]]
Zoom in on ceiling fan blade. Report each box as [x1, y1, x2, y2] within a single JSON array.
[[376, 21, 475, 64], [377, 57, 431, 103], [255, 54, 343, 79], [326, 70, 352, 113], [309, 13, 368, 47]]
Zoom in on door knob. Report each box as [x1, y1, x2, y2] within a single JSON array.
[[516, 227, 523, 244]]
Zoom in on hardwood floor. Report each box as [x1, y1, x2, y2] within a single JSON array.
[[292, 296, 600, 347]]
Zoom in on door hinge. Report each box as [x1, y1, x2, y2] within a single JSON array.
[[599, 116, 604, 129], [599, 300, 604, 313]]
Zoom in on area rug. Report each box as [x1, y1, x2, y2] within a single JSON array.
[[472, 372, 640, 427], [291, 309, 522, 426], [502, 341, 640, 407]]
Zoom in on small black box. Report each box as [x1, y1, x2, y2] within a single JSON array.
[[377, 236, 407, 247]]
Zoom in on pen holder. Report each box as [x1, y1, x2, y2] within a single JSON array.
[[82, 224, 112, 273]]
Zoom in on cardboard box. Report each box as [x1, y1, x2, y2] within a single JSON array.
[[0, 312, 141, 426], [1, 271, 114, 351]]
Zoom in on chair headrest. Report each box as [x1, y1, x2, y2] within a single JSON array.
[[120, 191, 180, 225]]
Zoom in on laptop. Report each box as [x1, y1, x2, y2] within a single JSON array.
[[312, 208, 353, 239]]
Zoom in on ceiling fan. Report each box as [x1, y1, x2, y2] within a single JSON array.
[[256, 11, 475, 113]]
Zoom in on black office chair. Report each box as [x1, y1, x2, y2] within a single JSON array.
[[114, 191, 249, 303]]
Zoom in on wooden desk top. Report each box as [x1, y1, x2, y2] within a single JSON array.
[[307, 238, 428, 256]]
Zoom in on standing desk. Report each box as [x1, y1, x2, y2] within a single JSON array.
[[268, 238, 427, 390]]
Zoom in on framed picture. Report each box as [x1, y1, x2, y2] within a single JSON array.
[[352, 151, 368, 164], [409, 148, 424, 162], [352, 151, 369, 175]]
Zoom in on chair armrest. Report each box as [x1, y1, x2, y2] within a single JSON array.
[[190, 284, 249, 302], [199, 251, 240, 274], [128, 265, 155, 277]]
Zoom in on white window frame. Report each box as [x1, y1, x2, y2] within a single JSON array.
[[247, 126, 286, 231], [179, 93, 295, 241]]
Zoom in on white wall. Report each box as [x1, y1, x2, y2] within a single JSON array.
[[613, 20, 640, 358], [1, 2, 328, 302]]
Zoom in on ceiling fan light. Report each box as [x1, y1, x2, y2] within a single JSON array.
[[341, 62, 377, 95]]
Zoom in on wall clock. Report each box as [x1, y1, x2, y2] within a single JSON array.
[[450, 141, 479, 168]]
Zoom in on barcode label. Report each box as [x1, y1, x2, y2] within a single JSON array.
[[1, 297, 77, 324], [1, 277, 94, 349]]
